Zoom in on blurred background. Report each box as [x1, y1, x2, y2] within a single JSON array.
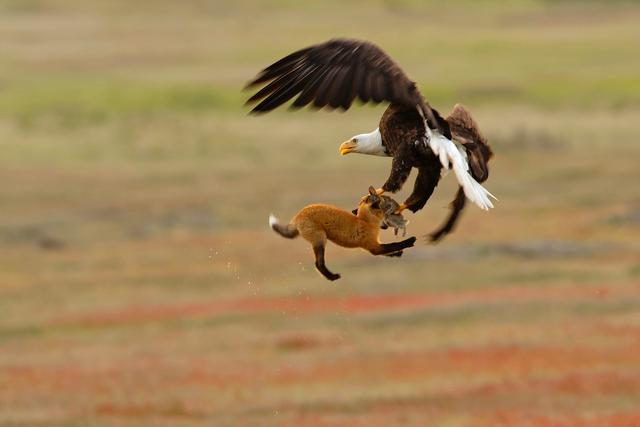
[[1, 0, 639, 426]]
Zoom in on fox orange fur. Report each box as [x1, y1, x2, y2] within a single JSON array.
[[269, 187, 416, 281]]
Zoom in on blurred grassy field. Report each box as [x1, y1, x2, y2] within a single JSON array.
[[1, 0, 640, 426]]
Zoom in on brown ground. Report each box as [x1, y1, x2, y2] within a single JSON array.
[[1, 1, 640, 426]]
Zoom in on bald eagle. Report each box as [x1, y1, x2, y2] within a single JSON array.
[[245, 38, 495, 241]]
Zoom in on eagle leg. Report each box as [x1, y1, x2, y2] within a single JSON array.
[[382, 150, 413, 193], [403, 166, 440, 213], [429, 186, 466, 242]]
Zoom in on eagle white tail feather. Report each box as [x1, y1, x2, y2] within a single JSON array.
[[425, 128, 496, 211]]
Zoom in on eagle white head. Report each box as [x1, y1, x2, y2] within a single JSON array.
[[339, 128, 389, 157]]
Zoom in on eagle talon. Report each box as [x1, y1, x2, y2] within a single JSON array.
[[394, 203, 407, 214], [375, 188, 385, 196]]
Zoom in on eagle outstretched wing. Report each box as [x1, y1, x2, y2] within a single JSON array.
[[245, 38, 449, 136]]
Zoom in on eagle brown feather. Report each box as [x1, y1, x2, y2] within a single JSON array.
[[245, 38, 449, 137]]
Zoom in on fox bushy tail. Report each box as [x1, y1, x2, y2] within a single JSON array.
[[269, 214, 299, 239]]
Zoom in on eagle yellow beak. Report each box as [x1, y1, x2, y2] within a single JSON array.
[[339, 140, 357, 156]]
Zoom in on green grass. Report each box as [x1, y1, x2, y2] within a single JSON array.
[[0, 80, 236, 127], [2, 0, 639, 130]]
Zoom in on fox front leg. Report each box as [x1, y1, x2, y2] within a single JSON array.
[[370, 236, 417, 256], [384, 250, 403, 258]]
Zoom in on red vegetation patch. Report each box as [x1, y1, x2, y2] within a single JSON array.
[[275, 333, 340, 351], [465, 371, 640, 400], [50, 283, 636, 327], [474, 410, 640, 427], [541, 371, 640, 396], [0, 365, 120, 394], [270, 343, 640, 386], [95, 402, 200, 419]]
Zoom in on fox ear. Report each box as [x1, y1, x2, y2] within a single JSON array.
[[368, 186, 377, 196]]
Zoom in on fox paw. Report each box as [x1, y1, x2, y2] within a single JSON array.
[[327, 273, 341, 281], [385, 251, 403, 258]]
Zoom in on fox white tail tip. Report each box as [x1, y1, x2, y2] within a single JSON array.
[[268, 214, 278, 228]]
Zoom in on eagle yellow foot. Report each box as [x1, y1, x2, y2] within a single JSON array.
[[394, 203, 407, 214], [375, 188, 385, 195]]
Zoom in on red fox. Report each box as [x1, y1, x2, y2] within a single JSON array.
[[269, 187, 416, 281]]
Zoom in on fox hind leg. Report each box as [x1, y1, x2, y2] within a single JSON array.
[[298, 227, 340, 281], [313, 244, 340, 281]]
